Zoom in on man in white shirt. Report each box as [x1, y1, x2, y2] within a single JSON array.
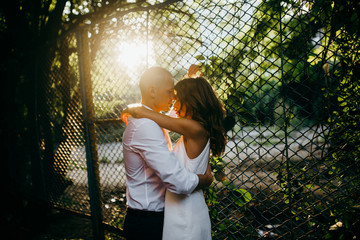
[[122, 67, 213, 240]]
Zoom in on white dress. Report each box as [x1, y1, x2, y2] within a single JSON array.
[[162, 136, 212, 240]]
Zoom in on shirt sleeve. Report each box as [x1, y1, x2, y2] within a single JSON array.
[[130, 119, 199, 194]]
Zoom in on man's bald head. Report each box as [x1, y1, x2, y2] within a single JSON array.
[[139, 67, 175, 112], [139, 67, 174, 95]]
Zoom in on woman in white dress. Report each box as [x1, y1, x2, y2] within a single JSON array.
[[126, 71, 227, 240]]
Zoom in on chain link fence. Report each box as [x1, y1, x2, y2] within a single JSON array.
[[34, 0, 360, 239]]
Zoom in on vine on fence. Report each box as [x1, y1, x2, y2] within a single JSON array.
[[206, 156, 254, 239]]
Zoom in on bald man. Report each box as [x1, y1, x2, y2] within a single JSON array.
[[122, 67, 213, 240]]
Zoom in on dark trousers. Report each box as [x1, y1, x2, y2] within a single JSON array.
[[124, 208, 164, 240]]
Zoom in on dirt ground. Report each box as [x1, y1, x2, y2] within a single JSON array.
[[7, 206, 93, 240], [18, 203, 127, 239]]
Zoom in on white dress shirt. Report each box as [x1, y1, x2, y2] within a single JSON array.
[[122, 114, 199, 212]]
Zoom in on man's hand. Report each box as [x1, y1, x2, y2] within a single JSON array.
[[204, 163, 213, 185], [195, 163, 213, 191]]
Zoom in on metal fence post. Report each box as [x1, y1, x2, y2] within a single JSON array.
[[76, 27, 105, 240], [279, 4, 294, 240]]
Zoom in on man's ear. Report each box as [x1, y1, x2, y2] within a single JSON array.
[[148, 86, 157, 99]]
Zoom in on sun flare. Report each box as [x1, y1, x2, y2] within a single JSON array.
[[117, 41, 155, 71], [118, 42, 146, 67], [115, 39, 156, 84]]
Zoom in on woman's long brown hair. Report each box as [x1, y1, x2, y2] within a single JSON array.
[[175, 77, 226, 157]]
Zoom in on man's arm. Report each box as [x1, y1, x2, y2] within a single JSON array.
[[132, 119, 207, 194], [195, 164, 213, 191]]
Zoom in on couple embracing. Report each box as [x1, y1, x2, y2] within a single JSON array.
[[121, 66, 227, 240]]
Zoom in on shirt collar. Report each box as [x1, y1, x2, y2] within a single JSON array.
[[142, 104, 153, 111]]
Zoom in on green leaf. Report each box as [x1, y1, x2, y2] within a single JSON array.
[[195, 55, 205, 61], [237, 188, 252, 202]]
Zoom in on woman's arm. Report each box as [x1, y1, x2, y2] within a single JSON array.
[[126, 106, 206, 138]]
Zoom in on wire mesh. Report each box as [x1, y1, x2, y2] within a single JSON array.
[[35, 0, 360, 239], [36, 33, 92, 214]]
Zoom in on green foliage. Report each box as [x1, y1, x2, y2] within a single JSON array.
[[322, 53, 360, 239], [276, 160, 323, 227], [206, 156, 255, 238], [192, 3, 359, 238], [273, 0, 360, 238]]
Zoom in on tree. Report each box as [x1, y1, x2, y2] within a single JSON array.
[[0, 0, 187, 232]]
